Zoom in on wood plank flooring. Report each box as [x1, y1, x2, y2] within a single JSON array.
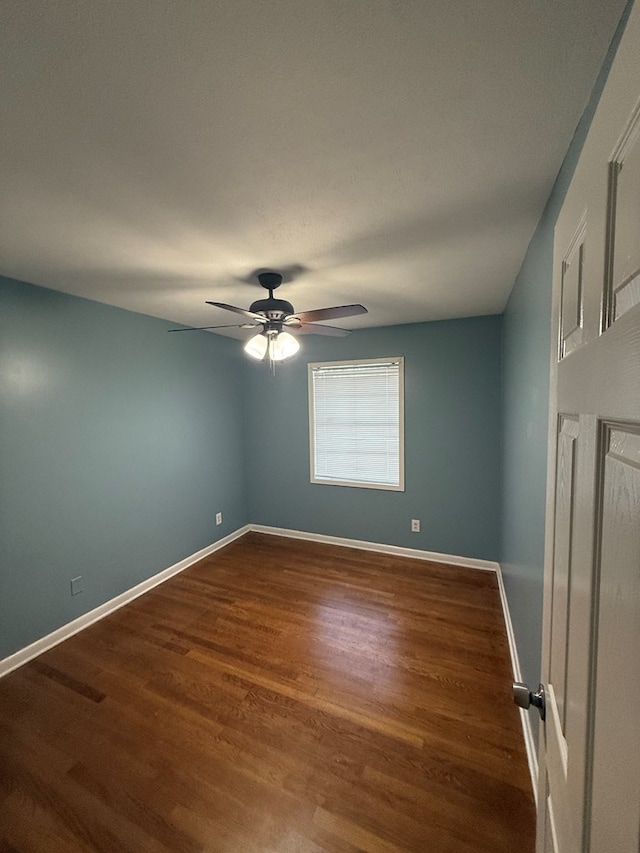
[[0, 532, 536, 852]]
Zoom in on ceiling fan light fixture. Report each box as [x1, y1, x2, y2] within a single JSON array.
[[269, 331, 300, 361], [244, 331, 269, 360], [180, 271, 367, 368]]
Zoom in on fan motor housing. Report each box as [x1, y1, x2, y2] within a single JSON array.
[[249, 297, 294, 318]]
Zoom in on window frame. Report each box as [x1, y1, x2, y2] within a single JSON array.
[[308, 356, 405, 491]]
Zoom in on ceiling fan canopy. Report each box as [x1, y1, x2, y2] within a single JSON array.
[[170, 270, 368, 364]]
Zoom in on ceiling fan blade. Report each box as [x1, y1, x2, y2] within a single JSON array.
[[168, 323, 257, 333], [206, 301, 265, 322], [289, 304, 367, 324], [294, 323, 351, 337]]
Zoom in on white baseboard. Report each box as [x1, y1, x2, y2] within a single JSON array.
[[2, 519, 536, 802], [495, 564, 539, 805], [2, 523, 494, 679], [1, 521, 536, 803], [249, 524, 500, 572], [0, 525, 250, 679]]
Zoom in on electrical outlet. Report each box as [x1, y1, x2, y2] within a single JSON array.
[[216, 512, 223, 525], [411, 519, 421, 533], [70, 576, 83, 596]]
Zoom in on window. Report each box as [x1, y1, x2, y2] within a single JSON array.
[[308, 357, 404, 490]]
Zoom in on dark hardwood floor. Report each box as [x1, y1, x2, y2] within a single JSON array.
[[0, 532, 535, 852]]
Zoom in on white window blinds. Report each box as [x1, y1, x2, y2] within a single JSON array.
[[309, 358, 404, 490]]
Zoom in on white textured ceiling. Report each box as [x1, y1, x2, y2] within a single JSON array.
[[0, 1, 626, 336]]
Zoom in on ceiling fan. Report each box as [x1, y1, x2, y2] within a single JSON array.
[[170, 271, 367, 363]]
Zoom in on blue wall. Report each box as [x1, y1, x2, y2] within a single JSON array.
[[500, 4, 633, 693], [0, 276, 248, 659], [244, 316, 503, 561]]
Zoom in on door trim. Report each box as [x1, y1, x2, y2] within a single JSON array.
[[496, 564, 540, 803]]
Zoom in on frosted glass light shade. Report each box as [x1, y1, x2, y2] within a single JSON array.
[[243, 330, 300, 362], [244, 332, 268, 359], [270, 331, 300, 361]]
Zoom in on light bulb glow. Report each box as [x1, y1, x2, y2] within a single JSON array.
[[243, 329, 300, 363], [269, 331, 300, 361], [244, 332, 268, 360]]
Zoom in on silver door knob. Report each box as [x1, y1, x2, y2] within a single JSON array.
[[513, 682, 546, 720]]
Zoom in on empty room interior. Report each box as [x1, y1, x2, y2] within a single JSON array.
[[1, 2, 639, 852]]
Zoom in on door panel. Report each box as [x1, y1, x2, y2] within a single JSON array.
[[560, 226, 586, 359], [589, 424, 640, 853], [607, 106, 640, 324]]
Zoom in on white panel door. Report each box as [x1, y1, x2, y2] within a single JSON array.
[[539, 5, 640, 852]]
